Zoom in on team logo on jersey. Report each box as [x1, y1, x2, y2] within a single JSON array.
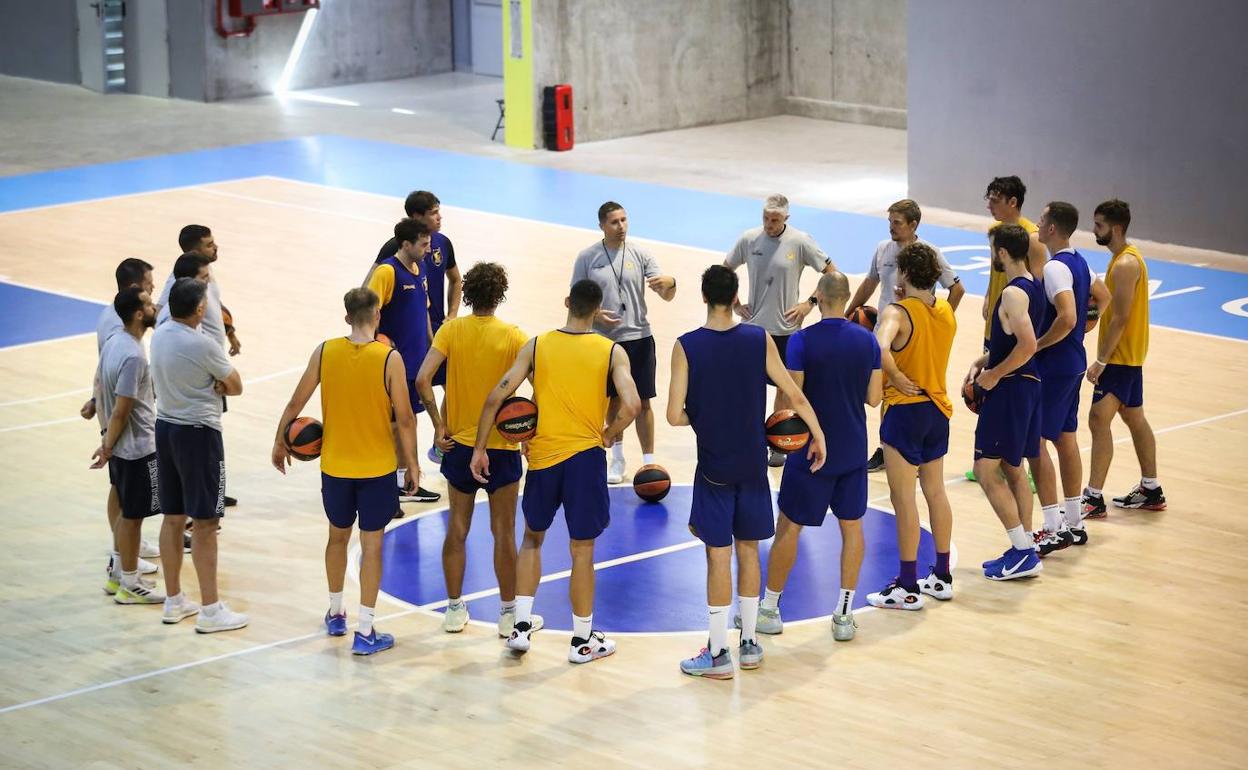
[[786, 252, 795, 261], [625, 261, 634, 270], [402, 284, 416, 291], [432, 248, 443, 267]]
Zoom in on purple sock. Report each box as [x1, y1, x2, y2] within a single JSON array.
[[899, 560, 918, 590], [935, 552, 951, 577]]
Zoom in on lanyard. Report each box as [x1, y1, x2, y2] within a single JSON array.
[[601, 240, 628, 312]]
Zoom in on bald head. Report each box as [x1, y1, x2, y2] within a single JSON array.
[[816, 271, 850, 312]]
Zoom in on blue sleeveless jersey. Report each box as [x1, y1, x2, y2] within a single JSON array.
[[425, 232, 456, 331], [377, 255, 430, 378], [987, 275, 1045, 378], [679, 324, 768, 483], [1037, 249, 1091, 377]]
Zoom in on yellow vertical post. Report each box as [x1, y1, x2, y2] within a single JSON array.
[[502, 0, 535, 149]]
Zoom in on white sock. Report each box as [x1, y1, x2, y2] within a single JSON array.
[[358, 605, 375, 636], [761, 588, 782, 611], [611, 442, 625, 462], [1006, 525, 1033, 551], [328, 591, 343, 615], [121, 569, 139, 589], [447, 597, 465, 610], [110, 551, 121, 578], [642, 453, 655, 466], [1141, 476, 1159, 490], [1085, 486, 1102, 498], [515, 595, 534, 625], [1042, 504, 1063, 532], [1064, 496, 1084, 529], [396, 469, 405, 486], [573, 613, 593, 642], [500, 599, 516, 615], [738, 596, 759, 643], [166, 592, 184, 605], [708, 604, 730, 653], [201, 601, 222, 616], [836, 589, 854, 616]]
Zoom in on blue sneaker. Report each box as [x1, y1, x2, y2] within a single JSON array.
[[984, 547, 1042, 581], [427, 445, 444, 464], [325, 611, 348, 637], [679, 646, 734, 680], [351, 629, 395, 656]]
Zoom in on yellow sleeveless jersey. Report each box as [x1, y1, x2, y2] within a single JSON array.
[[526, 330, 614, 470], [885, 297, 957, 418], [431, 314, 528, 450], [1100, 244, 1149, 366], [984, 215, 1038, 340], [319, 337, 397, 478]]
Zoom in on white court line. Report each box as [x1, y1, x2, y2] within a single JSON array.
[[0, 177, 270, 219], [0, 416, 80, 434], [0, 332, 96, 354], [0, 387, 92, 408]]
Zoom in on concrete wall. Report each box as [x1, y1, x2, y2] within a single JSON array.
[[786, 0, 906, 128], [0, 0, 80, 85], [908, 0, 1248, 253]]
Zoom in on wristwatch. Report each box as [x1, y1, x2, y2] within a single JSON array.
[[807, 296, 817, 306]]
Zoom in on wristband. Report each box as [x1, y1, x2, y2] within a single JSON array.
[[1095, 359, 1108, 367]]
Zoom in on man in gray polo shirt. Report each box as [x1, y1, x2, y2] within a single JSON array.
[[724, 193, 837, 466], [151, 277, 247, 634], [845, 199, 965, 471], [572, 201, 676, 484]]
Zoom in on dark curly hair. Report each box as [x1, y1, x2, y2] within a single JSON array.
[[896, 242, 942, 292], [462, 262, 509, 309]]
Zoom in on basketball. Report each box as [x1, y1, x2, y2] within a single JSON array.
[[1085, 303, 1100, 333], [849, 305, 878, 331], [284, 416, 323, 460], [632, 464, 671, 502], [496, 396, 538, 442], [765, 409, 810, 453], [961, 379, 986, 414], [375, 332, 394, 348]]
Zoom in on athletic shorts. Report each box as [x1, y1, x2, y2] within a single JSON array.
[[108, 453, 161, 520], [689, 467, 774, 547], [616, 335, 657, 400], [155, 420, 225, 520], [1041, 372, 1083, 440], [441, 441, 522, 495], [777, 462, 866, 525], [973, 376, 1042, 468], [432, 359, 447, 388], [1092, 364, 1143, 408], [321, 472, 397, 532], [880, 400, 950, 466], [522, 447, 610, 540], [766, 333, 791, 386], [406, 379, 426, 415]]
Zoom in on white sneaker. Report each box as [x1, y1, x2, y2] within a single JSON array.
[[115, 578, 166, 605], [442, 603, 469, 633], [195, 602, 249, 634], [138, 557, 158, 575], [569, 630, 616, 664], [162, 596, 201, 624], [498, 612, 544, 638], [506, 619, 535, 653], [607, 458, 626, 485], [140, 539, 160, 559], [918, 571, 954, 601], [866, 580, 925, 611]]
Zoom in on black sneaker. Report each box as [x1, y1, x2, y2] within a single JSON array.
[[223, 495, 238, 508], [1082, 492, 1107, 520], [1067, 526, 1089, 546], [767, 449, 787, 468], [1113, 485, 1167, 511], [183, 530, 193, 553], [866, 447, 885, 473], [1033, 529, 1068, 557], [406, 486, 441, 503]]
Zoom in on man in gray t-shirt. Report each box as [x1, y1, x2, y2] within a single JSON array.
[[571, 201, 676, 484]]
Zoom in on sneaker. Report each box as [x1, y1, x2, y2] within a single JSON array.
[[679, 646, 733, 679], [1055, 526, 1077, 549], [391, 506, 405, 520], [965, 468, 977, 482], [224, 495, 238, 507], [427, 445, 444, 464], [918, 570, 954, 601], [866, 580, 924, 610], [1082, 492, 1107, 520], [569, 630, 616, 664], [1113, 484, 1167, 511], [442, 603, 469, 633], [104, 568, 120, 596], [733, 605, 783, 635], [866, 447, 885, 473], [352, 629, 395, 656], [1067, 525, 1089, 546], [506, 620, 534, 653], [183, 530, 193, 553], [1033, 529, 1068, 558], [498, 612, 544, 638], [607, 458, 626, 485], [138, 557, 158, 575], [162, 596, 201, 624], [140, 539, 160, 559], [325, 611, 348, 637], [195, 602, 249, 633], [984, 547, 1042, 581], [115, 579, 165, 604], [767, 449, 787, 468], [738, 638, 764, 669], [399, 486, 441, 503], [832, 613, 857, 641]]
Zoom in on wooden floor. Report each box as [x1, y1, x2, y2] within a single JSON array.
[[1, 178, 1246, 768]]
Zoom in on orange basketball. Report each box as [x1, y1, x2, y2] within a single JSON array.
[[632, 464, 671, 503], [849, 305, 878, 331], [495, 396, 538, 442], [284, 416, 323, 460], [375, 332, 394, 348], [962, 380, 985, 414], [1085, 303, 1100, 333], [765, 409, 809, 454]]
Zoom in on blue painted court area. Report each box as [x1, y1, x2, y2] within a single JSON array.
[[1, 135, 1246, 340], [0, 282, 102, 348], [379, 485, 935, 633]]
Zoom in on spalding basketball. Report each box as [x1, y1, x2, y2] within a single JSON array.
[[849, 305, 878, 331], [375, 332, 394, 348], [962, 380, 986, 414], [766, 409, 810, 454], [633, 464, 671, 503], [1085, 303, 1100, 333], [496, 396, 538, 442], [284, 416, 323, 460]]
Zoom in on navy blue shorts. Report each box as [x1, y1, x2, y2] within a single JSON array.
[[406, 379, 426, 415], [880, 400, 950, 466], [974, 376, 1042, 467], [321, 472, 397, 532], [1041, 372, 1082, 440], [442, 441, 522, 495], [1093, 364, 1143, 408], [766, 333, 791, 386], [109, 453, 161, 520], [155, 420, 225, 520], [617, 336, 657, 400], [432, 359, 447, 388], [522, 447, 609, 540], [690, 467, 775, 547], [777, 462, 866, 525]]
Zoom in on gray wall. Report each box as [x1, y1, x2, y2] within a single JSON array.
[[908, 0, 1248, 253], [0, 0, 80, 85]]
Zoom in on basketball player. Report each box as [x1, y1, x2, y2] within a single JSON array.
[[724, 193, 837, 466], [150, 277, 247, 631], [1030, 202, 1110, 552], [844, 199, 964, 472], [670, 266, 827, 677], [272, 288, 420, 656], [1084, 200, 1165, 516], [471, 280, 640, 664], [367, 217, 440, 506], [572, 201, 676, 484], [89, 286, 164, 605], [968, 224, 1044, 580], [864, 243, 956, 610], [415, 263, 543, 637], [745, 272, 871, 647]]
